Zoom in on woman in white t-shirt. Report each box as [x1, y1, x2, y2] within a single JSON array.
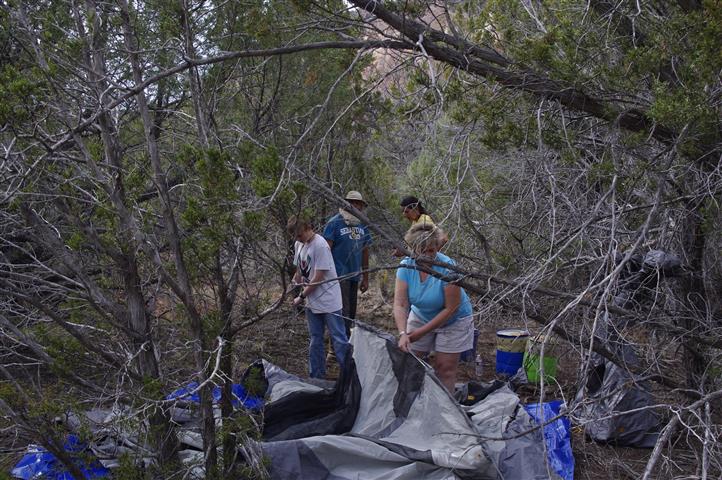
[[288, 215, 349, 379]]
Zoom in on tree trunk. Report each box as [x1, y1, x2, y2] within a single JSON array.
[[118, 0, 217, 474], [679, 204, 709, 389]]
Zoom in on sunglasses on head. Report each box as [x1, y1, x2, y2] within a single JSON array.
[[402, 203, 418, 212]]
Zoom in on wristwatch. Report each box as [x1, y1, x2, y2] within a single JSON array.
[[299, 292, 306, 299], [399, 330, 407, 336]]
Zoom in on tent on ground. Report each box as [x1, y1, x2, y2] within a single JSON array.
[[11, 323, 569, 479]]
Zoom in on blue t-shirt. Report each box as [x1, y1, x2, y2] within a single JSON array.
[[322, 213, 372, 282], [396, 252, 472, 326]]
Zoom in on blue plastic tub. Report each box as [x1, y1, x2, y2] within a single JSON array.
[[495, 329, 529, 376]]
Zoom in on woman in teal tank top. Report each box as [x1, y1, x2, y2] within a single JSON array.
[[393, 223, 474, 392]]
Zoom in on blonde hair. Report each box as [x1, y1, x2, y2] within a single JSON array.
[[404, 223, 442, 254]]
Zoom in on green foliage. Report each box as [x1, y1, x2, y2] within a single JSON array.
[[4, 0, 719, 475], [243, 211, 265, 232], [291, 181, 309, 197], [217, 407, 268, 479], [141, 376, 164, 402], [406, 150, 437, 188], [361, 156, 396, 207], [241, 364, 267, 397], [25, 384, 78, 425], [65, 230, 86, 251], [203, 310, 223, 338], [31, 325, 86, 378], [288, 0, 313, 12], [0, 383, 22, 410], [383, 0, 426, 16], [236, 456, 271, 480], [0, 64, 46, 125], [176, 145, 241, 269], [250, 147, 283, 197], [219, 412, 259, 442], [587, 158, 616, 187], [649, 82, 718, 133], [114, 453, 151, 480], [700, 199, 719, 236], [447, 84, 526, 150]]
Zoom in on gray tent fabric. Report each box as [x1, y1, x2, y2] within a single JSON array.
[[572, 333, 661, 447], [14, 323, 562, 479], [571, 250, 681, 447], [262, 351, 362, 442], [263, 436, 460, 480], [466, 385, 562, 479], [260, 326, 492, 479], [263, 360, 325, 401], [259, 325, 561, 480]]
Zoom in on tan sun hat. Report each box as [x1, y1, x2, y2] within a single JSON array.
[[345, 190, 368, 206]]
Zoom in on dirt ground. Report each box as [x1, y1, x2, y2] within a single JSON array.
[[237, 283, 697, 480]]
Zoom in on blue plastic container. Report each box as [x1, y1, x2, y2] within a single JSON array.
[[460, 328, 480, 363], [495, 329, 529, 376]]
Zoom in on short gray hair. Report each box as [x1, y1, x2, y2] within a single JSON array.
[[404, 223, 442, 253]]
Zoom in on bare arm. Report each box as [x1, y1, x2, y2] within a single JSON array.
[[360, 246, 369, 291], [393, 277, 413, 352], [293, 268, 328, 305], [290, 247, 301, 285], [302, 269, 327, 297], [393, 277, 410, 333]]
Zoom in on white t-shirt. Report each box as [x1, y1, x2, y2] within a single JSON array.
[[294, 234, 343, 314]]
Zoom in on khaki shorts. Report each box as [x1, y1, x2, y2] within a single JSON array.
[[407, 311, 474, 354]]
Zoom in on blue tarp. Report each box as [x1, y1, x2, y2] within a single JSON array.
[[523, 400, 574, 480], [166, 382, 264, 410], [11, 435, 110, 480]]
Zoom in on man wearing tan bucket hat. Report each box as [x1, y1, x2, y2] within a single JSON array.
[[323, 191, 372, 335]]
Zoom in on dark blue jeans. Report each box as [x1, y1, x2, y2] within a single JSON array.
[[306, 309, 349, 378]]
